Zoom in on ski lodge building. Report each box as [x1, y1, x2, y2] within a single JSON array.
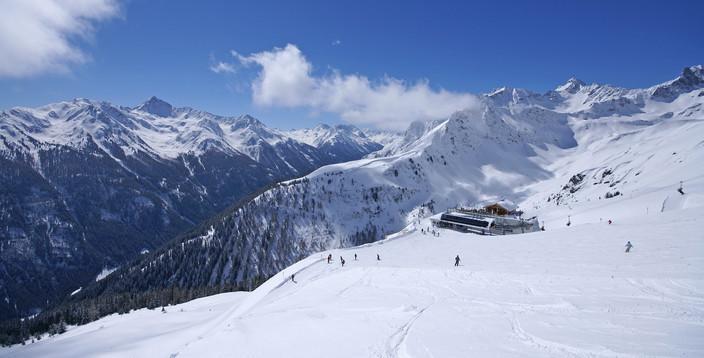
[[431, 202, 539, 236]]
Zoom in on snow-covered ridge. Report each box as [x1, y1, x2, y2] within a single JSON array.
[[285, 124, 387, 162], [0, 98, 386, 173], [2, 98, 282, 160], [484, 65, 704, 120]]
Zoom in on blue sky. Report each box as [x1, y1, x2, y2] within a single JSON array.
[[1, 0, 702, 129]]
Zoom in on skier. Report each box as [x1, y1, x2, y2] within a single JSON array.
[[421, 229, 425, 235], [327, 254, 332, 264], [454, 255, 461, 267], [340, 256, 346, 267], [354, 253, 358, 261], [625, 241, 633, 253], [608, 219, 612, 225], [291, 273, 296, 283], [377, 253, 381, 261]]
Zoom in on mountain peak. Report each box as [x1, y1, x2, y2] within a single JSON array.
[[556, 77, 585, 93], [231, 114, 266, 131], [651, 65, 704, 101], [680, 65, 704, 84], [333, 124, 357, 132], [238, 114, 262, 125], [135, 96, 173, 117]]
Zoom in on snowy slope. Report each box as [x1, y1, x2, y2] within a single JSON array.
[[367, 119, 445, 158], [4, 187, 703, 357]]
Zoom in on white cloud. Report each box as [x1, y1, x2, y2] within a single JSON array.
[[332, 39, 342, 46], [233, 44, 478, 130], [210, 61, 236, 74], [0, 0, 120, 78]]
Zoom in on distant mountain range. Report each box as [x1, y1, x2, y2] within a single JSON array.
[[0, 98, 393, 319], [63, 66, 703, 324], [285, 124, 383, 163]]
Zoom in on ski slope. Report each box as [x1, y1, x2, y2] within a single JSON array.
[[4, 193, 703, 357]]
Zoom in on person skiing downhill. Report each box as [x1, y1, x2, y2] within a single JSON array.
[[340, 256, 346, 267], [454, 255, 461, 267], [377, 253, 381, 261], [625, 241, 633, 253], [327, 254, 332, 264], [354, 253, 358, 261]]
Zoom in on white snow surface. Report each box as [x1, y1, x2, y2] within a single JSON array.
[[4, 194, 703, 357]]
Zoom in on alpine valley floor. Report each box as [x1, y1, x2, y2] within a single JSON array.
[[3, 188, 703, 357]]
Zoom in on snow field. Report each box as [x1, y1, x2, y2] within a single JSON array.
[[7, 203, 701, 357]]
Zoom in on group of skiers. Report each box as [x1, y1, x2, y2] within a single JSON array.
[[325, 251, 461, 267], [326, 253, 381, 267], [421, 227, 440, 237]]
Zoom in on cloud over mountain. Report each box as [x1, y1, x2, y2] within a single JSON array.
[[228, 44, 478, 130]]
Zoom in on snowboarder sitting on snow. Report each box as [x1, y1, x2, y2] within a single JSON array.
[[454, 255, 461, 267], [625, 241, 633, 253], [340, 256, 346, 267]]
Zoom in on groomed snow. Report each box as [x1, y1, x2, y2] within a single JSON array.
[[5, 198, 702, 357]]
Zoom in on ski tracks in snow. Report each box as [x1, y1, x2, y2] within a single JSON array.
[[384, 301, 436, 358]]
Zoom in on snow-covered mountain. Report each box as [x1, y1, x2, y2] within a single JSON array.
[[60, 65, 704, 326], [361, 127, 402, 147], [0, 97, 386, 320], [285, 124, 386, 162], [367, 118, 452, 158], [1, 96, 334, 176]]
